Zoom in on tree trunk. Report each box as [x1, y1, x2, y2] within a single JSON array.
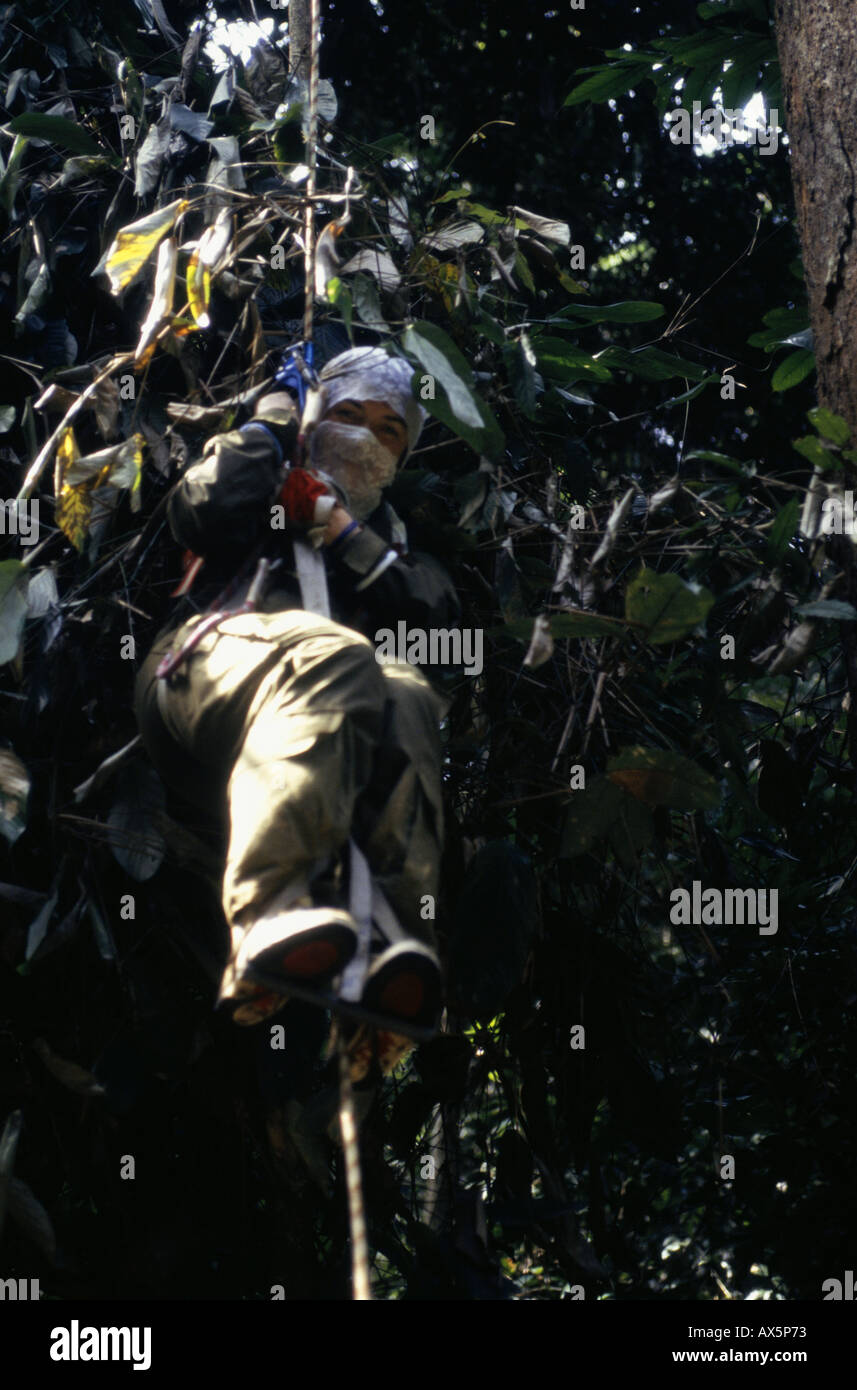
[[774, 2, 857, 430], [289, 0, 311, 83]]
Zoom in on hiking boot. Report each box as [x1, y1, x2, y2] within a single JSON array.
[[221, 905, 359, 1026], [360, 939, 442, 1032]]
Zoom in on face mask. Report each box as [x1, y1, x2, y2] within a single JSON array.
[[310, 421, 399, 520]]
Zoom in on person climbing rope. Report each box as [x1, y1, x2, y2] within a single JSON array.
[[133, 346, 458, 1050]]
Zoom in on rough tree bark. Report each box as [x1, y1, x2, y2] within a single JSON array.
[[289, 0, 311, 82], [774, 2, 857, 430]]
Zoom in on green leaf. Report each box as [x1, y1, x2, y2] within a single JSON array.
[[597, 346, 709, 382], [720, 42, 770, 110], [606, 747, 721, 811], [659, 376, 720, 409], [749, 306, 809, 351], [625, 568, 714, 645], [680, 54, 730, 110], [685, 449, 756, 476], [432, 186, 473, 204], [556, 299, 665, 325], [6, 112, 110, 158], [795, 600, 857, 622], [563, 59, 656, 107], [350, 272, 388, 334], [0, 560, 29, 667], [326, 276, 352, 337], [766, 499, 800, 565], [792, 436, 839, 472], [531, 336, 613, 383], [514, 248, 535, 294], [0, 134, 28, 216], [475, 311, 506, 346], [807, 407, 850, 446], [0, 405, 15, 433], [402, 320, 504, 457], [772, 348, 815, 392], [503, 341, 538, 419], [763, 306, 809, 333]]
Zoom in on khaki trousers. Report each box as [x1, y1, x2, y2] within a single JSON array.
[[134, 610, 444, 956]]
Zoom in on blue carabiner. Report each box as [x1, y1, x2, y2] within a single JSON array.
[[274, 342, 316, 412]]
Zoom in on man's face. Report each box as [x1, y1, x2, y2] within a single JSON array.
[[324, 398, 408, 463]]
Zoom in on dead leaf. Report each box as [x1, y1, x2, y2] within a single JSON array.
[[25, 889, 58, 960], [106, 762, 166, 880], [7, 1176, 57, 1264], [135, 234, 177, 364], [523, 614, 555, 669], [32, 1037, 106, 1097], [0, 1108, 22, 1244]]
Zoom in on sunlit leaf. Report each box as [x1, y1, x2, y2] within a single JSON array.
[[96, 198, 188, 295], [55, 428, 145, 548], [510, 206, 570, 244], [340, 246, 401, 290], [135, 235, 177, 363], [795, 599, 857, 621], [186, 248, 211, 329], [0, 748, 30, 844], [807, 406, 850, 446], [402, 320, 504, 456], [186, 211, 232, 329]]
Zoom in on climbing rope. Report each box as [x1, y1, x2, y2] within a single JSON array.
[[303, 0, 320, 351], [298, 0, 372, 1304]]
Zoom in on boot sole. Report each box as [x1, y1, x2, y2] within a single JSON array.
[[361, 942, 441, 1030], [226, 910, 359, 1026]]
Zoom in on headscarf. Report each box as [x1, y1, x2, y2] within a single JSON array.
[[312, 346, 427, 459]]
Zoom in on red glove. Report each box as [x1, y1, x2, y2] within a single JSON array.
[[278, 468, 335, 526]]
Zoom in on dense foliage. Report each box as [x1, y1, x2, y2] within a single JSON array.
[[1, 0, 855, 1299]]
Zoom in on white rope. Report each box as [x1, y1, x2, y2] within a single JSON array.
[[296, 5, 371, 1297], [337, 1039, 371, 1300], [303, 0, 320, 348]]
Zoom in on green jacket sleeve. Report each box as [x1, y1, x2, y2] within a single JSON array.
[[329, 521, 462, 632], [166, 425, 285, 560]]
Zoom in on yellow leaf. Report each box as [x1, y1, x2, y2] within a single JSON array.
[[415, 252, 459, 312], [55, 433, 146, 549], [186, 248, 211, 328], [186, 212, 232, 329], [171, 315, 197, 338], [55, 427, 94, 551], [53, 425, 80, 498], [101, 198, 188, 296], [56, 480, 92, 552], [107, 434, 144, 511]]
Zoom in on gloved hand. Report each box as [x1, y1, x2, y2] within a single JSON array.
[[278, 467, 339, 527]]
